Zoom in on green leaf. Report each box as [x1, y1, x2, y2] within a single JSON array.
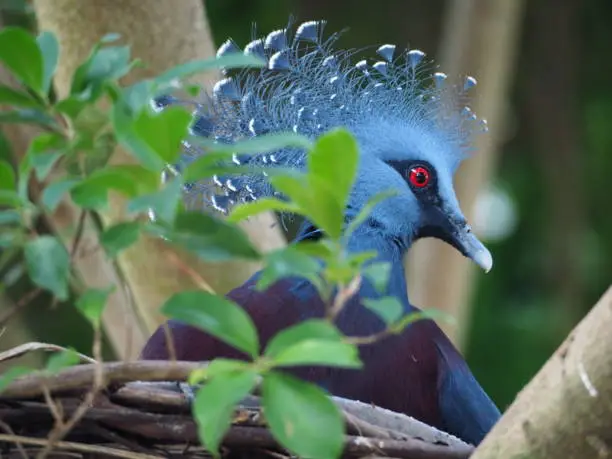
[[0, 27, 44, 94], [26, 132, 66, 181], [54, 93, 91, 119], [270, 174, 343, 239], [45, 348, 80, 374], [293, 240, 335, 259], [268, 175, 313, 212], [0, 210, 21, 225], [100, 33, 121, 43], [344, 189, 398, 238], [24, 236, 70, 300], [0, 108, 57, 128], [161, 290, 260, 359], [121, 80, 154, 112], [0, 231, 24, 248], [182, 152, 272, 184], [347, 251, 378, 268], [41, 178, 80, 212], [71, 165, 155, 210], [70, 181, 110, 210], [361, 262, 392, 294], [271, 339, 361, 369], [0, 190, 22, 207], [87, 46, 132, 82], [31, 151, 63, 181], [127, 176, 182, 223], [264, 320, 343, 358], [111, 101, 165, 172], [189, 131, 312, 157], [154, 53, 266, 87], [0, 366, 31, 394], [227, 198, 300, 223], [263, 372, 344, 459], [36, 31, 59, 95], [84, 131, 116, 173], [94, 165, 159, 195], [362, 297, 404, 326], [308, 128, 359, 210], [71, 45, 132, 95], [189, 358, 250, 385], [72, 104, 109, 136], [390, 309, 452, 334], [100, 221, 141, 257], [134, 105, 192, 164], [0, 85, 41, 108], [256, 246, 321, 291], [193, 369, 258, 457], [76, 287, 113, 327], [147, 211, 261, 262], [0, 160, 15, 191]]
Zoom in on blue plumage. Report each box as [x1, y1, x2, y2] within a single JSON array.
[[157, 19, 487, 218], [142, 19, 501, 445]]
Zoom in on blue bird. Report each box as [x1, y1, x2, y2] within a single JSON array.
[[141, 20, 501, 445]]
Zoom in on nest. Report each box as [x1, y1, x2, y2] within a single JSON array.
[[0, 350, 474, 459]]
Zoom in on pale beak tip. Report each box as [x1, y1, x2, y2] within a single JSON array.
[[473, 248, 493, 273]]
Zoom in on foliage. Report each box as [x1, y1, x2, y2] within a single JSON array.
[[0, 27, 430, 458]]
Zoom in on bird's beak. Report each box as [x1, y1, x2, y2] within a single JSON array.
[[417, 205, 493, 273]]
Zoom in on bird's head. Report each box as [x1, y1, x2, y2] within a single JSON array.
[[347, 116, 492, 272], [154, 19, 492, 272]]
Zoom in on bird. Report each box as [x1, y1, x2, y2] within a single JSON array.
[[141, 19, 501, 445]]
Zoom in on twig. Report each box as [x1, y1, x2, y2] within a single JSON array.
[[0, 419, 28, 459], [345, 329, 392, 346], [161, 322, 177, 363], [38, 326, 106, 458], [0, 360, 203, 398], [41, 384, 65, 425], [166, 249, 215, 294], [0, 341, 97, 364], [0, 434, 164, 459], [328, 274, 362, 321], [83, 421, 155, 456], [69, 210, 87, 262]]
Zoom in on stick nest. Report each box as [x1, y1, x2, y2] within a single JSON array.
[[0, 359, 474, 459]]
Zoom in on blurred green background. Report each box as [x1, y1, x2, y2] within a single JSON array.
[[1, 0, 611, 412]]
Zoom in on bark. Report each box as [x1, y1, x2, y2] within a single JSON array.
[[32, 1, 286, 338], [405, 0, 525, 348], [472, 286, 612, 458]]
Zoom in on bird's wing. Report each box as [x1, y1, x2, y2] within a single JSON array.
[[435, 339, 501, 445]]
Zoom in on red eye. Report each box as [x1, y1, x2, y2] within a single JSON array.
[[408, 166, 430, 188]]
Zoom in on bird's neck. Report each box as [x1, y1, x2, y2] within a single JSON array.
[[295, 222, 416, 313]]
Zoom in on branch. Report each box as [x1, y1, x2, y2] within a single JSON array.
[[472, 286, 612, 458], [0, 361, 202, 398], [0, 359, 473, 458]]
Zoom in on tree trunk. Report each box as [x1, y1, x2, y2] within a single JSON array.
[[472, 285, 612, 458], [32, 1, 286, 342], [406, 0, 525, 348]]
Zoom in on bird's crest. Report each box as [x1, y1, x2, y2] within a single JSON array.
[[154, 19, 487, 215]]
